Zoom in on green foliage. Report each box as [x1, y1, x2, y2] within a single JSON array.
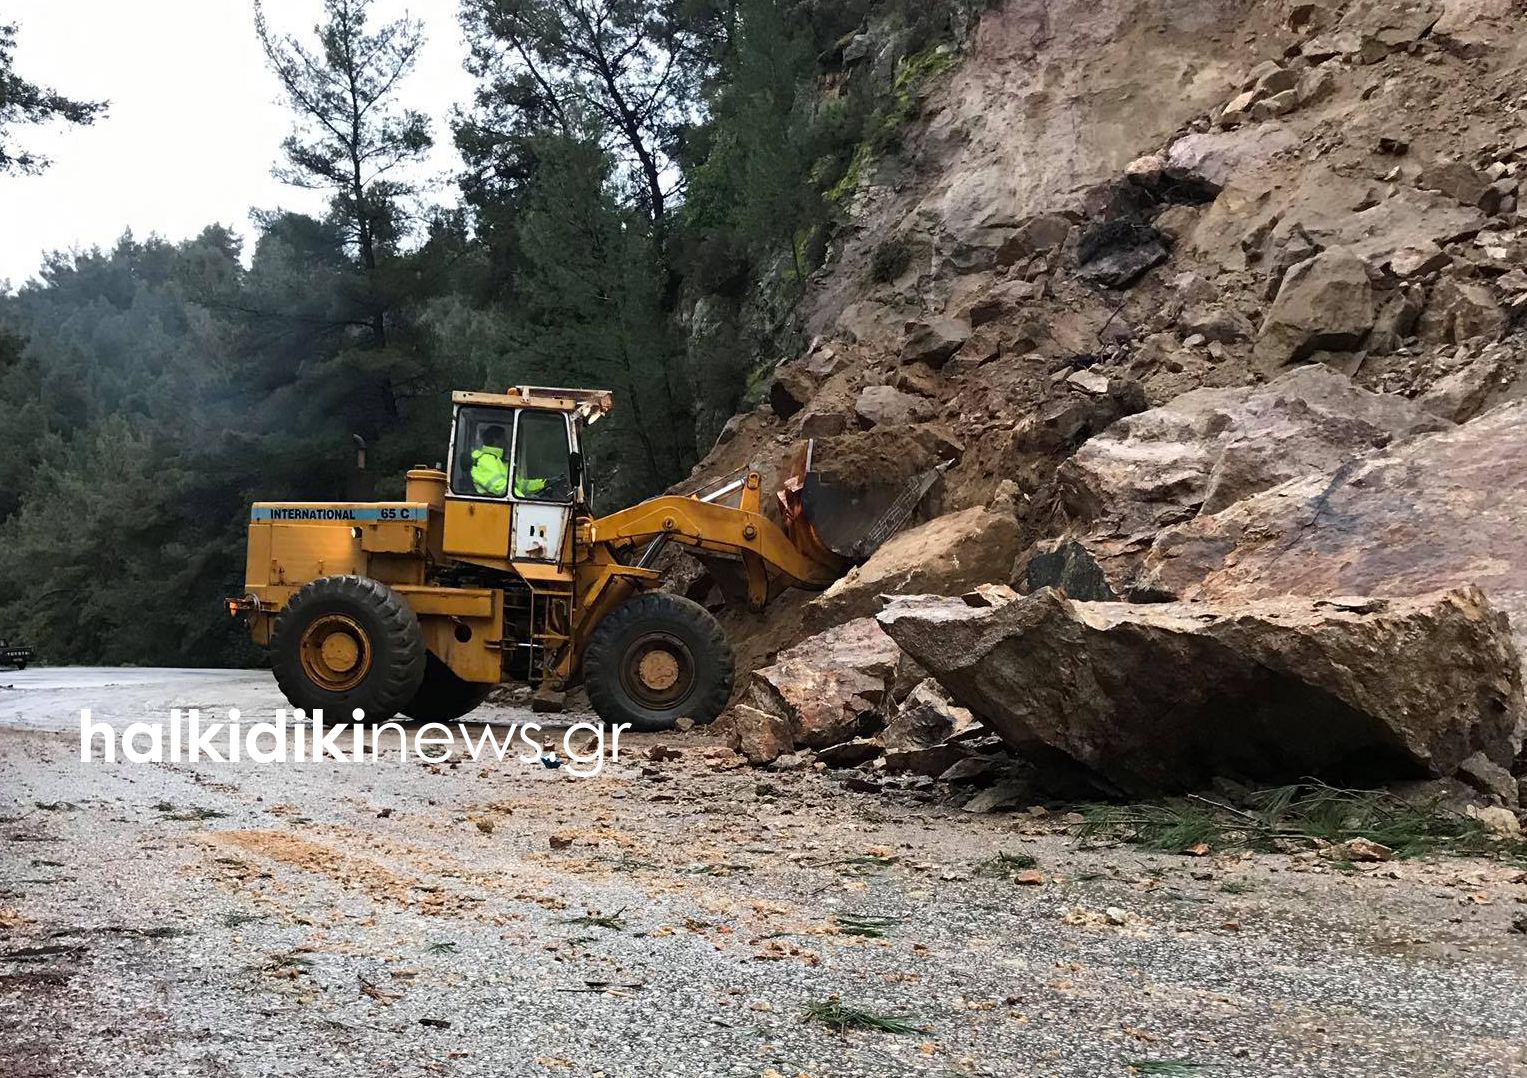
[[1074, 783, 1527, 861], [0, 22, 108, 175], [802, 997, 921, 1035], [0, 0, 978, 669]]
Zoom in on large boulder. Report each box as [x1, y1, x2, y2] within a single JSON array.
[[1255, 246, 1375, 368], [1141, 402, 1527, 662], [854, 385, 935, 428], [878, 588, 1523, 796], [1433, 0, 1517, 56], [1032, 367, 1448, 598], [808, 506, 1021, 627], [1417, 277, 1509, 345], [901, 318, 970, 368], [743, 618, 901, 750]]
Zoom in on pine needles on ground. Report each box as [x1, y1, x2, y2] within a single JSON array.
[[802, 997, 920, 1034], [1074, 782, 1525, 861]]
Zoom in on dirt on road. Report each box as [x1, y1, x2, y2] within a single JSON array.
[[1, 668, 1525, 1078]]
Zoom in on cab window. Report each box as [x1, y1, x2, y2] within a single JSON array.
[[513, 411, 572, 502], [451, 407, 514, 498]]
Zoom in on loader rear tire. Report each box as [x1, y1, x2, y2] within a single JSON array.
[[584, 592, 734, 732], [402, 654, 494, 723], [271, 575, 426, 723]]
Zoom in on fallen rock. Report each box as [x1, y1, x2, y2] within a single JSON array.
[[1457, 750, 1518, 807], [884, 742, 975, 778], [726, 705, 795, 766], [1433, 0, 1517, 56], [854, 384, 935, 428], [1166, 125, 1300, 190], [1418, 353, 1506, 423], [808, 506, 1021, 627], [1255, 246, 1375, 368], [1418, 277, 1509, 345], [1341, 188, 1487, 276], [1467, 804, 1523, 839], [816, 737, 883, 769], [769, 365, 818, 420], [1179, 305, 1253, 343], [1037, 367, 1446, 596], [965, 279, 1040, 328], [996, 214, 1072, 265], [882, 679, 977, 750], [1075, 222, 1169, 289], [1420, 160, 1491, 208], [745, 618, 900, 750], [800, 410, 848, 439], [901, 318, 970, 368], [879, 587, 1523, 796], [1321, 838, 1395, 863], [1141, 402, 1527, 662]]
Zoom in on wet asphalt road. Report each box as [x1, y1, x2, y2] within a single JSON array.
[[1, 668, 1526, 1078]]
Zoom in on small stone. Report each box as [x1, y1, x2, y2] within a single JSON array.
[[1066, 369, 1110, 395], [1014, 869, 1045, 886]]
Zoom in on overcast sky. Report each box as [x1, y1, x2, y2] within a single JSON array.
[[0, 0, 474, 289]]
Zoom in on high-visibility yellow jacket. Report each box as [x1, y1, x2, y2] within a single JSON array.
[[471, 446, 509, 496]]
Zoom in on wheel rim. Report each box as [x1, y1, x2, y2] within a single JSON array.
[[620, 632, 695, 711], [298, 613, 372, 692]]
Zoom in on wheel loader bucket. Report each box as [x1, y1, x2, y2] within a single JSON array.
[[778, 440, 944, 563]]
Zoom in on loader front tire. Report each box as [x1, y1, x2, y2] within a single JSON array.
[[402, 654, 494, 723], [271, 575, 426, 723], [584, 592, 734, 732]]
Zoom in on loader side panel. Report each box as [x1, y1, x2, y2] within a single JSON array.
[[443, 499, 512, 564], [243, 504, 431, 604]]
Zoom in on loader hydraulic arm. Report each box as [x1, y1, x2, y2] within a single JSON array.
[[588, 470, 847, 609]]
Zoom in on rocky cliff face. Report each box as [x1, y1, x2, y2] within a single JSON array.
[[675, 0, 1527, 797]]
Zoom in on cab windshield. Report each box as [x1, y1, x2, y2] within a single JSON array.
[[513, 411, 572, 502]]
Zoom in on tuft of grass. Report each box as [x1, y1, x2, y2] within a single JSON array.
[[222, 912, 262, 928], [803, 997, 920, 1035], [35, 801, 77, 812], [1219, 881, 1255, 895], [975, 850, 1039, 878], [142, 926, 188, 940], [1129, 1061, 1203, 1076], [834, 914, 903, 939], [424, 941, 458, 955], [1074, 782, 1527, 862], [835, 855, 898, 877], [555, 908, 627, 932]]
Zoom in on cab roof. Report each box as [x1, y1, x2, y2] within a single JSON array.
[[452, 386, 613, 423]]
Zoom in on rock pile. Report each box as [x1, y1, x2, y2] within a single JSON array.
[[678, 0, 1527, 812]]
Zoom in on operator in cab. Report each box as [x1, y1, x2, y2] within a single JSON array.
[[470, 425, 510, 497]]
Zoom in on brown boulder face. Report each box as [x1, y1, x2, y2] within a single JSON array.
[[769, 365, 817, 420], [1418, 278, 1508, 345], [901, 318, 970, 368], [878, 588, 1523, 796], [1420, 161, 1491, 208], [807, 506, 1021, 627], [882, 679, 976, 750], [726, 705, 794, 766], [854, 385, 934, 428], [1255, 246, 1375, 369], [1141, 402, 1527, 662], [1039, 367, 1448, 598], [745, 618, 900, 749]]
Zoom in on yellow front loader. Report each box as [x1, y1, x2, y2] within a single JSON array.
[[228, 386, 920, 729]]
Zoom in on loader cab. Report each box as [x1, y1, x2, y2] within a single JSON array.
[[442, 387, 611, 568]]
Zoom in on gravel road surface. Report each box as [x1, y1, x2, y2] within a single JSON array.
[[1, 667, 1524, 1077]]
